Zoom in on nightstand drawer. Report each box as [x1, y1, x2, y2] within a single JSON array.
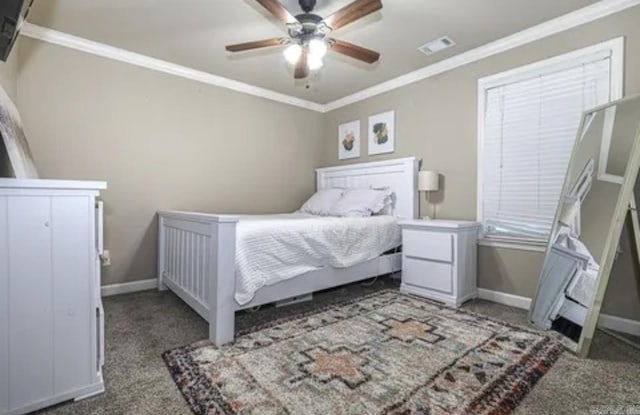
[[403, 229, 453, 263], [403, 257, 453, 294]]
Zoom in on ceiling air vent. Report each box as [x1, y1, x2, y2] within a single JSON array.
[[418, 36, 456, 56]]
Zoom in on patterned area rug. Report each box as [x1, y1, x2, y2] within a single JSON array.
[[163, 290, 562, 415]]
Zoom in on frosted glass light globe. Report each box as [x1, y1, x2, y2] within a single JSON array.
[[283, 44, 302, 64], [308, 54, 324, 71], [308, 38, 328, 58]]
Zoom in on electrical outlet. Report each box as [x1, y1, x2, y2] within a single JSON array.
[[101, 250, 111, 266]]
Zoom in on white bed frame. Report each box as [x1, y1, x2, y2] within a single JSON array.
[[157, 157, 419, 345]]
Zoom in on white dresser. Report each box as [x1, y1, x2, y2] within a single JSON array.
[[0, 179, 107, 415], [398, 220, 480, 307]]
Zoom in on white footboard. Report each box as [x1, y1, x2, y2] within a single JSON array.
[[158, 211, 238, 345]]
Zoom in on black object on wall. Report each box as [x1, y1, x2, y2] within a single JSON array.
[[0, 0, 33, 62]]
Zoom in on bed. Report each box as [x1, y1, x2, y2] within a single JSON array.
[[157, 157, 419, 345]]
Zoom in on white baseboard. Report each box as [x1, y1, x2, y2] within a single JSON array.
[[477, 288, 640, 337], [598, 313, 640, 336], [101, 278, 157, 297], [477, 288, 532, 309]]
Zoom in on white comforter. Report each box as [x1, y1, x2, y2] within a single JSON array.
[[234, 213, 401, 305]]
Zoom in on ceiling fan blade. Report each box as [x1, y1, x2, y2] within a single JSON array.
[[225, 38, 286, 52], [294, 52, 309, 79], [323, 0, 382, 31], [330, 39, 380, 64], [255, 0, 299, 25]]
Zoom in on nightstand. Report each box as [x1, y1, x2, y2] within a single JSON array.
[[398, 219, 480, 307]]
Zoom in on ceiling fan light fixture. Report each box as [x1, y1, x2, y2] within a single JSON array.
[[308, 38, 328, 58], [226, 0, 383, 79], [283, 43, 302, 64], [308, 54, 323, 71]]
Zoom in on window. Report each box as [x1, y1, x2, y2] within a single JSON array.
[[477, 38, 623, 249]]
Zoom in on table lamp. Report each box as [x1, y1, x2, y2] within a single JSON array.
[[418, 170, 439, 220]]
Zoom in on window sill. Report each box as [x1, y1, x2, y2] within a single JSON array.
[[478, 238, 547, 253]]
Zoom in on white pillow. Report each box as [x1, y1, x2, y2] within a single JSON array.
[[299, 188, 344, 216], [329, 188, 392, 217], [373, 188, 396, 215]]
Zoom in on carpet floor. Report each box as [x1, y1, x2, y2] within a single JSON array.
[[37, 277, 640, 415]]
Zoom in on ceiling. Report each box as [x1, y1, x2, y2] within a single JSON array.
[[27, 0, 600, 104]]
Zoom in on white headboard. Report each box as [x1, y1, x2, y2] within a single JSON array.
[[316, 157, 420, 219]]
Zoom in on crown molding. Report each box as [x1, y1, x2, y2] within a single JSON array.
[[18, 0, 640, 114], [19, 23, 326, 113], [323, 0, 640, 112]]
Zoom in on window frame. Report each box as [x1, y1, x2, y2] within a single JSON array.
[[476, 37, 625, 251]]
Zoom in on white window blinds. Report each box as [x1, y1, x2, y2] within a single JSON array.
[[480, 52, 613, 242]]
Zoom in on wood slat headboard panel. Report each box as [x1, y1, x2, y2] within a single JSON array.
[[316, 157, 420, 219]]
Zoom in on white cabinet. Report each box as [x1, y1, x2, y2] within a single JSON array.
[[398, 220, 480, 307], [0, 179, 107, 415]]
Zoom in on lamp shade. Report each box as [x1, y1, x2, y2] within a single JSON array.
[[418, 170, 439, 192]]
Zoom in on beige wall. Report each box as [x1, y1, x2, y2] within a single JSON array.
[[321, 7, 640, 319], [609, 194, 640, 320], [16, 37, 325, 286]]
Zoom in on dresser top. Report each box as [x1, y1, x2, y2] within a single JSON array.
[[0, 178, 107, 190], [398, 219, 480, 230]]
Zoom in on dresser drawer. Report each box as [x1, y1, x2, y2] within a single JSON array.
[[403, 257, 453, 294], [403, 229, 453, 263]]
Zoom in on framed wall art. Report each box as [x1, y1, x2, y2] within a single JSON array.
[[368, 110, 395, 155], [0, 86, 38, 178], [338, 119, 361, 160]]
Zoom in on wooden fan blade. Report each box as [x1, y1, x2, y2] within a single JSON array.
[[255, 0, 299, 24], [330, 39, 380, 64], [294, 52, 309, 79], [225, 38, 285, 52], [323, 0, 382, 31]]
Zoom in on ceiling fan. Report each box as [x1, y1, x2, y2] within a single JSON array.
[[225, 0, 382, 79]]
